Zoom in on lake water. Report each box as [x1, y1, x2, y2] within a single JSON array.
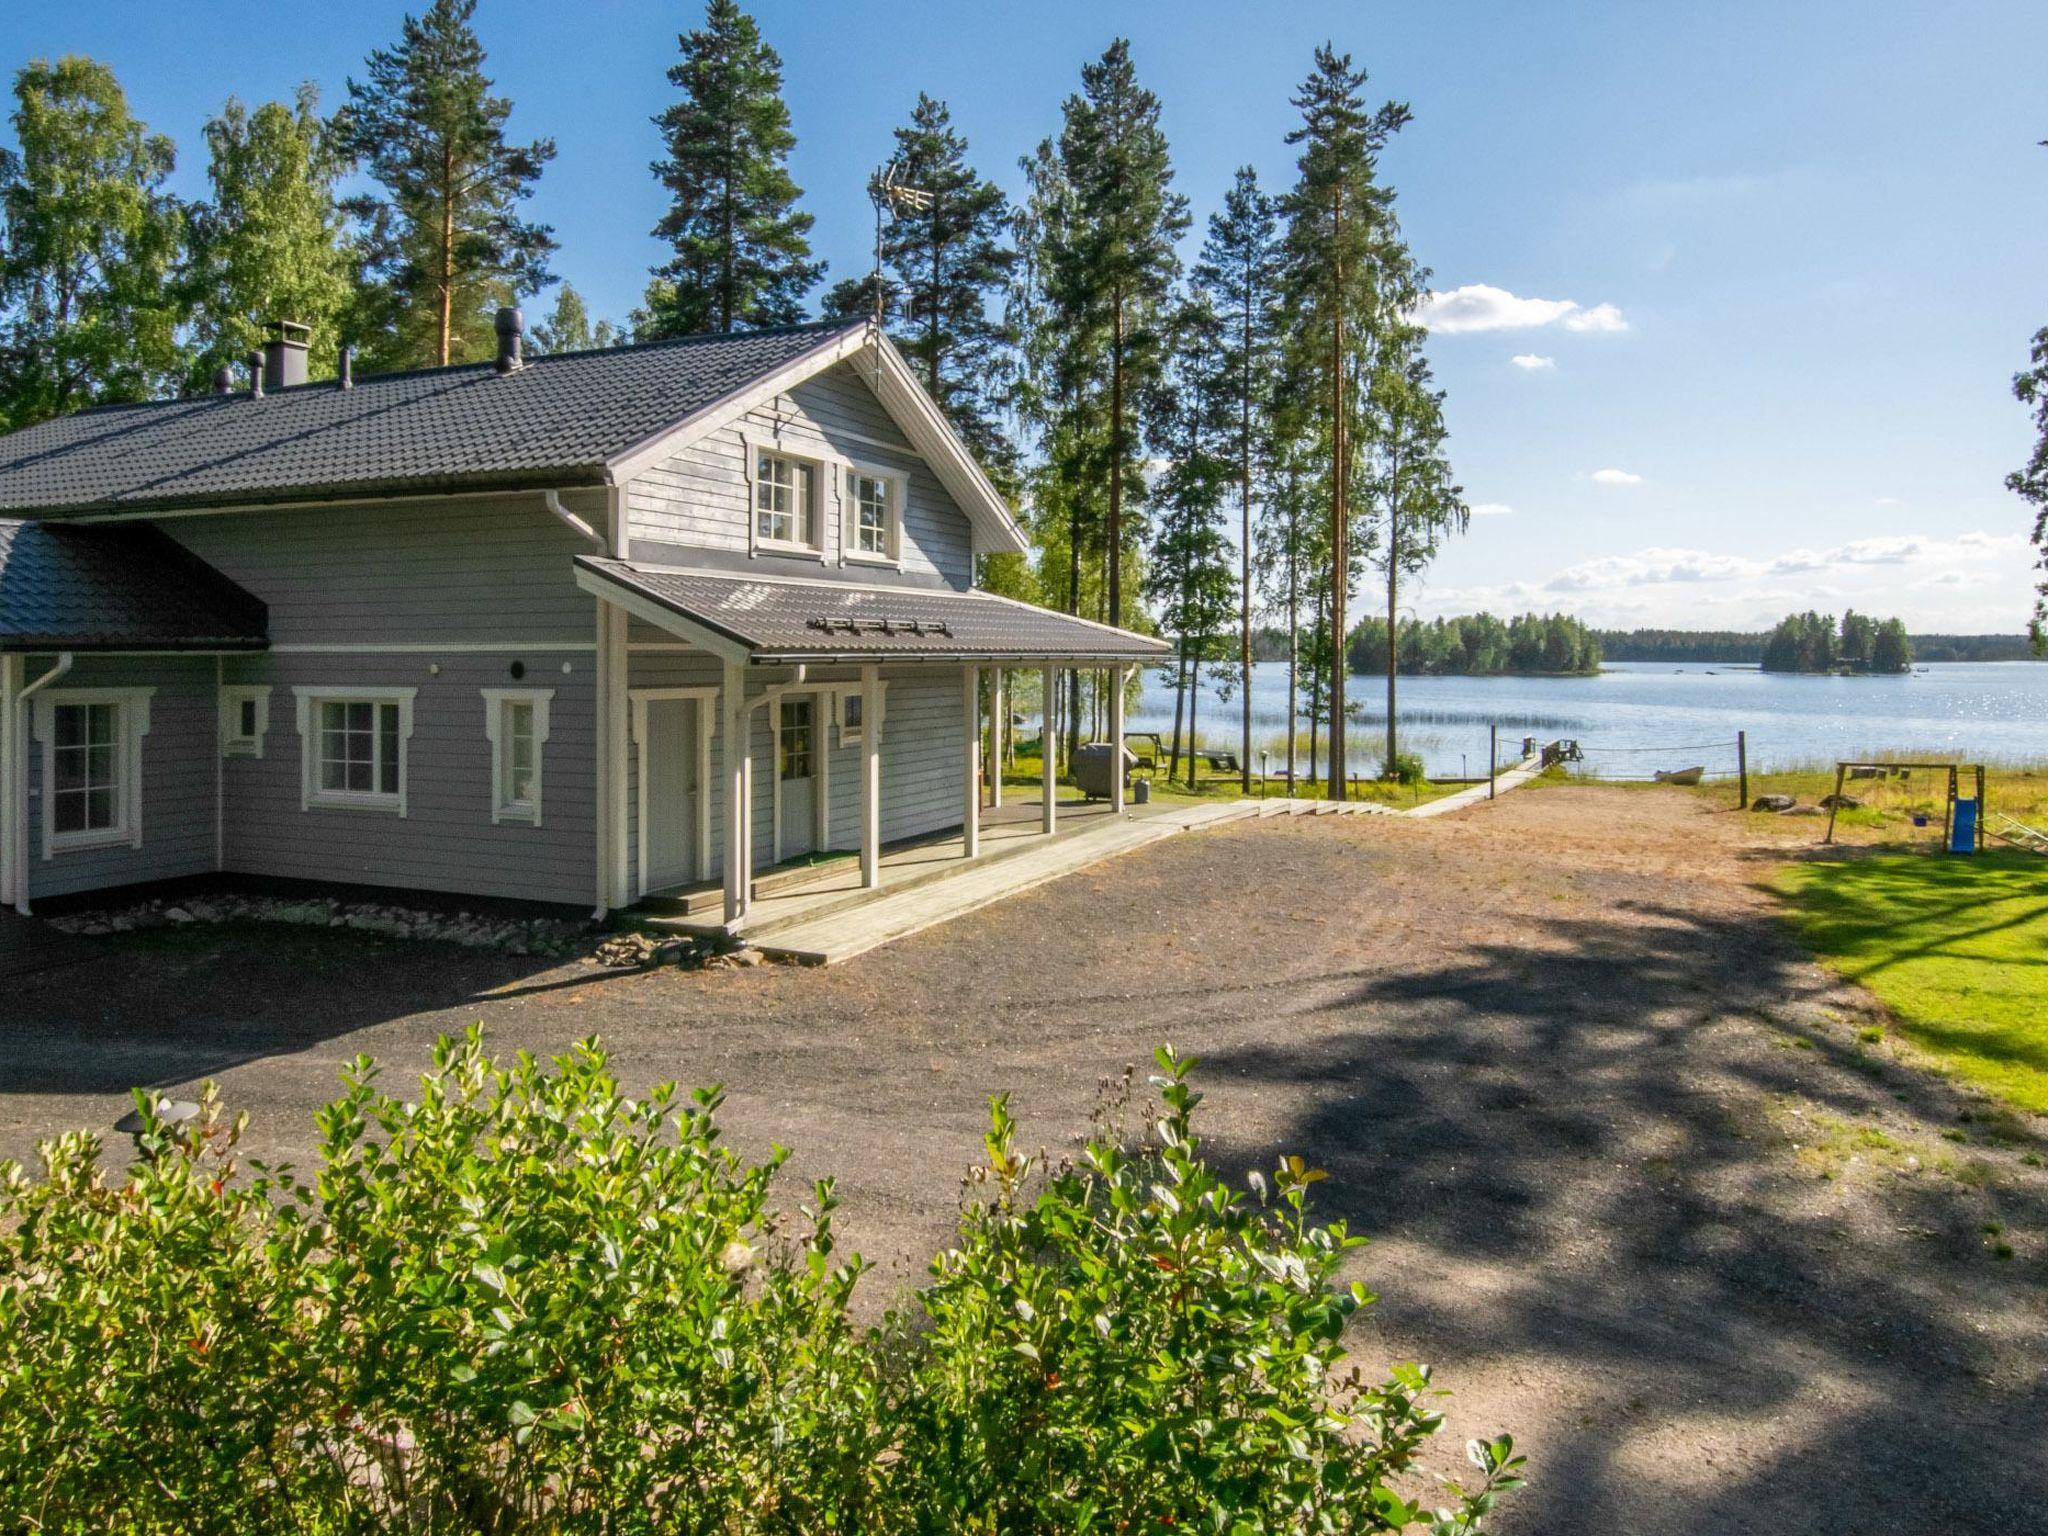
[[1126, 660, 2048, 780]]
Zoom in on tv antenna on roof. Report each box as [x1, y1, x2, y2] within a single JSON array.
[[867, 160, 933, 329]]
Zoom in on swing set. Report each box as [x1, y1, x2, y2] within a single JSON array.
[[1822, 761, 1984, 849]]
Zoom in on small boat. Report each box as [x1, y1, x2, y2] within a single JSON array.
[[1653, 766, 1705, 786]]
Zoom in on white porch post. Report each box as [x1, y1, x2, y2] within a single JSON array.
[[1041, 665, 1057, 836], [961, 664, 981, 858], [860, 664, 881, 888], [0, 654, 17, 912], [721, 660, 746, 923], [607, 606, 631, 910], [988, 668, 1004, 809], [1108, 663, 1127, 814]]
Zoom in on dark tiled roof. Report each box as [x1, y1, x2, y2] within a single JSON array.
[[0, 520, 268, 651], [580, 558, 1170, 664], [0, 322, 859, 517]]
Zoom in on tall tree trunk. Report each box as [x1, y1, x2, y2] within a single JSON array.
[[438, 144, 456, 367], [1108, 293, 1125, 631], [927, 217, 943, 398], [1168, 642, 1188, 783], [1327, 184, 1348, 800], [1066, 499, 1083, 760], [1307, 590, 1326, 790], [1239, 295, 1254, 794], [1385, 446, 1400, 778], [1286, 490, 1299, 791], [1186, 641, 1201, 790]]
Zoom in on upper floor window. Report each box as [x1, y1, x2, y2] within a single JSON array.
[[848, 470, 898, 561], [754, 449, 815, 550]]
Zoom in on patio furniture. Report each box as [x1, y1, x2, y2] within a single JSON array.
[[1073, 742, 1138, 800]]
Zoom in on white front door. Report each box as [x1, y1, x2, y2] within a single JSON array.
[[777, 697, 817, 860], [643, 698, 697, 892]]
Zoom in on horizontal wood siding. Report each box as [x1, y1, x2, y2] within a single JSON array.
[[25, 655, 219, 900], [623, 653, 970, 893], [168, 496, 600, 646], [625, 362, 974, 588], [217, 650, 597, 907]]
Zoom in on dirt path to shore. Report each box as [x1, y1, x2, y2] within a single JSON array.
[[5, 785, 2043, 1534]]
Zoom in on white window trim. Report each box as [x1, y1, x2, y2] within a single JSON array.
[[840, 460, 908, 570], [482, 687, 554, 827], [32, 687, 153, 858], [743, 431, 836, 562], [293, 686, 416, 816], [219, 685, 271, 758], [827, 680, 887, 747]]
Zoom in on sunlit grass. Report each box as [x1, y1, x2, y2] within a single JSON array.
[[1775, 850, 2048, 1113]]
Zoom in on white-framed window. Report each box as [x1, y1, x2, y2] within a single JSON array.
[[843, 464, 905, 566], [32, 687, 153, 857], [293, 686, 415, 816], [754, 448, 815, 549], [482, 688, 553, 826], [219, 685, 271, 758], [745, 436, 833, 558], [830, 682, 886, 747]]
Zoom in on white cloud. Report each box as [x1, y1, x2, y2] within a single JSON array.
[[1589, 468, 1643, 486], [1509, 354, 1555, 371], [1562, 303, 1627, 333], [1469, 502, 1514, 516], [1440, 528, 2035, 630], [1874, 496, 1902, 507], [1415, 283, 1629, 335]]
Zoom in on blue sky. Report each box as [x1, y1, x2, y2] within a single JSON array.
[[6, 0, 2046, 631]]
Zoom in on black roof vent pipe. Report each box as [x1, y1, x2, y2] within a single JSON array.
[[247, 351, 265, 399], [495, 306, 524, 374], [338, 346, 354, 389], [212, 365, 234, 396]]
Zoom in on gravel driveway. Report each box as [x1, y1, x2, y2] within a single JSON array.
[[4, 786, 2042, 1535]]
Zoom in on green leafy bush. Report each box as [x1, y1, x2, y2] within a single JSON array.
[[1381, 750, 1430, 786], [0, 1031, 1519, 1534]]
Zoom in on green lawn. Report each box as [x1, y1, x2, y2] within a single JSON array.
[[1775, 850, 2048, 1112]]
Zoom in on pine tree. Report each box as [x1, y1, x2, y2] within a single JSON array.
[[1872, 617, 1913, 673], [1145, 292, 1237, 788], [1277, 44, 1412, 798], [643, 0, 820, 336], [0, 56, 186, 429], [1052, 39, 1189, 633], [2008, 240, 2048, 647], [1193, 166, 1279, 791], [530, 282, 621, 353], [871, 95, 1017, 485], [185, 85, 354, 388], [336, 0, 556, 371], [1367, 340, 1464, 775]]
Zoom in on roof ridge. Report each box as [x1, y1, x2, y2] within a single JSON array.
[[56, 318, 869, 420]]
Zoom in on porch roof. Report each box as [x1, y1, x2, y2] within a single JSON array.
[[575, 557, 1171, 666], [0, 519, 268, 652]]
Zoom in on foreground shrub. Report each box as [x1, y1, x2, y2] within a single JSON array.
[[0, 1030, 1519, 1533]]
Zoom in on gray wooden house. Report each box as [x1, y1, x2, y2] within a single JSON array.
[[0, 316, 1164, 925]]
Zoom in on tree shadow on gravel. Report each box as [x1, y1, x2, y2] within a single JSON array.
[[1197, 901, 2047, 1536]]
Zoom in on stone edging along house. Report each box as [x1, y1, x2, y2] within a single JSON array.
[[0, 314, 1166, 927]]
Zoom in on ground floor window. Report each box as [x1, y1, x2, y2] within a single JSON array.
[[294, 687, 415, 815], [33, 687, 153, 856], [482, 688, 553, 826]]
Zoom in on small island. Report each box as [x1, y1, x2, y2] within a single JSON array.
[[1760, 609, 1913, 674], [1343, 612, 1602, 676]]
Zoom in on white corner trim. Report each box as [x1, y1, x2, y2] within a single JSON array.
[[293, 685, 417, 817], [481, 687, 554, 827], [31, 687, 154, 859], [219, 684, 272, 758]]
